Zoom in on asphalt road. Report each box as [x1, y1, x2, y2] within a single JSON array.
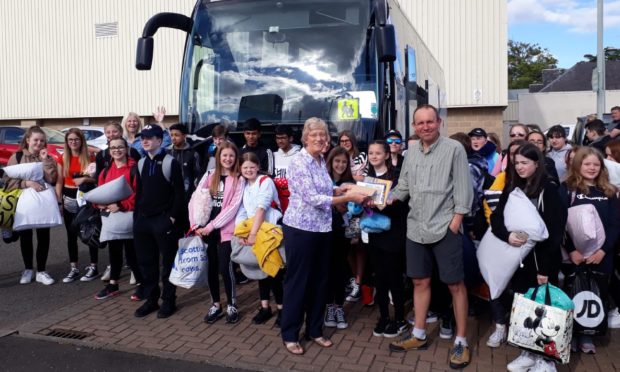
[[0, 335, 236, 372], [0, 225, 113, 331], [0, 226, 248, 371]]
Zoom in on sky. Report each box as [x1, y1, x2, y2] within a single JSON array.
[[508, 0, 620, 68]]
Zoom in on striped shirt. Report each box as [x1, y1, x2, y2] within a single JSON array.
[[392, 136, 473, 244]]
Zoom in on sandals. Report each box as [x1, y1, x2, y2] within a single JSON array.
[[284, 342, 304, 355], [312, 337, 333, 348]]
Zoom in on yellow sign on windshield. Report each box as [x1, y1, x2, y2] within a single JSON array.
[[337, 98, 359, 120]]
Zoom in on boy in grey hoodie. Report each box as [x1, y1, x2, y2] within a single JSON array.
[[546, 125, 572, 181]]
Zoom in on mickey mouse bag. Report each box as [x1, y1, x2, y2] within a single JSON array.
[[507, 284, 574, 364]]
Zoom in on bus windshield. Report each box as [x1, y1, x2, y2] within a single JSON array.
[[180, 0, 377, 133]]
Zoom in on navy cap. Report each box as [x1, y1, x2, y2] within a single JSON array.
[[468, 128, 487, 137], [140, 124, 164, 139], [384, 129, 402, 140]]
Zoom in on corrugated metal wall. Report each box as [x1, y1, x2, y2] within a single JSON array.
[[0, 0, 195, 119], [397, 0, 507, 108]]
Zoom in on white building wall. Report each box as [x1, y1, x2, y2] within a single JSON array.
[[397, 0, 508, 108], [0, 1, 507, 121], [518, 91, 620, 129], [0, 0, 195, 120]]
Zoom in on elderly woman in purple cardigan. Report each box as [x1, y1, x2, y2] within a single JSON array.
[[280, 117, 368, 355]]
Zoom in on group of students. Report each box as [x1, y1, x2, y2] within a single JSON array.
[[5, 106, 620, 371]]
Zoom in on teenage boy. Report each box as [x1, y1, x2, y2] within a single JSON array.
[[546, 125, 572, 180], [133, 124, 185, 319], [240, 118, 273, 175], [167, 123, 201, 231], [203, 124, 228, 174], [586, 119, 612, 154], [273, 125, 300, 213]]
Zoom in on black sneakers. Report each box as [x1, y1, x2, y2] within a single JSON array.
[[275, 310, 282, 328], [226, 304, 240, 324], [204, 305, 224, 324], [373, 317, 390, 337], [134, 301, 159, 318], [252, 307, 273, 324], [157, 301, 177, 319], [384, 320, 408, 338], [95, 284, 120, 300]]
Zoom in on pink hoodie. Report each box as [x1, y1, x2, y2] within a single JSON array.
[[202, 173, 245, 242]]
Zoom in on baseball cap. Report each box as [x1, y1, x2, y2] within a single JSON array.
[[140, 124, 164, 139], [468, 128, 487, 137], [384, 129, 402, 140]]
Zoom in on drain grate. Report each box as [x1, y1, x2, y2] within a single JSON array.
[[43, 328, 92, 340]]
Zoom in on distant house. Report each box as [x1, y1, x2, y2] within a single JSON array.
[[514, 61, 620, 130]]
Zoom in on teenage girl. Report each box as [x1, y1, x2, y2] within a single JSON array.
[[196, 142, 246, 324], [364, 141, 408, 338], [337, 130, 367, 301], [236, 152, 284, 326], [93, 138, 143, 300], [491, 143, 567, 371], [58, 128, 99, 283], [560, 147, 619, 354], [324, 146, 355, 330], [3, 126, 58, 285]]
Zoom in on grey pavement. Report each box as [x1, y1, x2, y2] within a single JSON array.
[[0, 335, 239, 372]]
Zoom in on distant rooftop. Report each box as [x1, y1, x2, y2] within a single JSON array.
[[529, 61, 620, 93]]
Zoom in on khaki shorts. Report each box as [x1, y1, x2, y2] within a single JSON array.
[[405, 229, 464, 284]]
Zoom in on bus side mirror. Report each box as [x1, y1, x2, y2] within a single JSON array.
[[377, 25, 396, 62], [136, 37, 154, 70]]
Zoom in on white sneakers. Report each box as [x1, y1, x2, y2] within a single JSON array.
[[35, 271, 55, 285], [20, 270, 55, 285], [507, 350, 536, 372], [486, 324, 507, 348], [608, 307, 620, 329], [19, 269, 34, 284]]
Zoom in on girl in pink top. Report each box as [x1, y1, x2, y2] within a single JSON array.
[[196, 142, 246, 324]]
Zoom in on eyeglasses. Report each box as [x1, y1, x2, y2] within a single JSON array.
[[509, 133, 526, 138], [67, 138, 81, 143], [109, 146, 127, 151], [386, 138, 402, 144], [529, 140, 544, 145]]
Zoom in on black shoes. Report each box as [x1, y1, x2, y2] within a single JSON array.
[[157, 301, 177, 319], [252, 307, 273, 324], [134, 301, 159, 318]]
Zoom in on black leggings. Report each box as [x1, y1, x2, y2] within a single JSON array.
[[258, 270, 284, 304], [372, 246, 405, 321], [63, 208, 98, 264], [206, 233, 236, 305], [19, 228, 50, 271], [108, 239, 142, 283], [327, 232, 350, 306]]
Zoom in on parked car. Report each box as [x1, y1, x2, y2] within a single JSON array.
[[61, 126, 107, 150], [0, 126, 99, 167]]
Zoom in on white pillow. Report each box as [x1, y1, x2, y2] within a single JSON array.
[[1, 162, 43, 181], [84, 175, 132, 204], [13, 184, 62, 231], [477, 187, 549, 299], [604, 159, 620, 189]]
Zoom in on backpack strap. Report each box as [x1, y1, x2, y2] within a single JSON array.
[[137, 154, 172, 183], [15, 150, 23, 164]]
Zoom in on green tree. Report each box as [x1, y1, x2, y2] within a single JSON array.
[[508, 40, 558, 89], [583, 47, 620, 62]]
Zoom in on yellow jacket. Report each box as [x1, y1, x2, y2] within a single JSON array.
[[483, 171, 505, 224], [234, 217, 284, 277]]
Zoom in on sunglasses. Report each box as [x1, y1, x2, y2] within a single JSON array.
[[509, 133, 526, 138], [386, 138, 402, 144]]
